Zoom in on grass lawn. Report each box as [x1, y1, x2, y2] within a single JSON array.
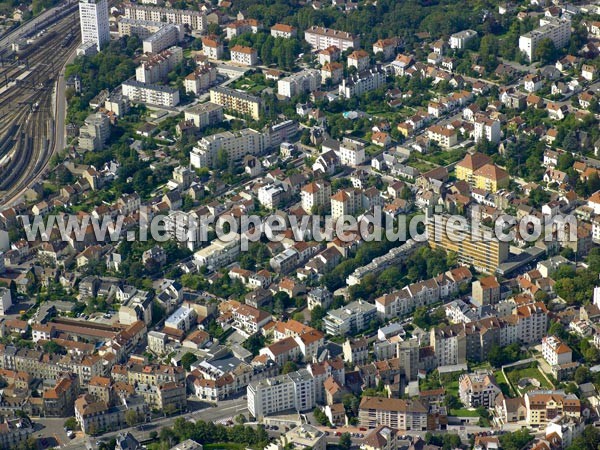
[[229, 77, 267, 94], [445, 380, 459, 397], [505, 366, 552, 394], [414, 148, 467, 166], [450, 408, 480, 417], [406, 157, 438, 172], [494, 370, 514, 397], [470, 361, 492, 371]]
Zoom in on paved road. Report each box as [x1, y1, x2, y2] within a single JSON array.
[[55, 45, 78, 154], [55, 397, 248, 450]]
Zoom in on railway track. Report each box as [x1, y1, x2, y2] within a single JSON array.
[[0, 90, 53, 193], [0, 9, 80, 205]]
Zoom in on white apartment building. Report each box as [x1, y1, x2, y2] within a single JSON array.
[[542, 335, 572, 366], [230, 45, 258, 66], [123, 4, 207, 32], [78, 112, 110, 151], [473, 117, 501, 144], [330, 188, 362, 221], [0, 287, 11, 315], [431, 327, 461, 366], [277, 69, 321, 98], [165, 306, 197, 332], [304, 26, 360, 51], [358, 397, 428, 430], [164, 210, 203, 251], [191, 120, 296, 169], [79, 0, 110, 52], [336, 137, 365, 167], [372, 38, 397, 60], [449, 29, 477, 49], [117, 18, 165, 39], [142, 24, 183, 54], [183, 64, 217, 95], [347, 49, 370, 71], [323, 300, 377, 335], [122, 80, 180, 107], [426, 125, 458, 148], [209, 86, 262, 120], [458, 372, 501, 408], [271, 23, 297, 39], [247, 369, 315, 420], [225, 19, 260, 39], [519, 17, 571, 62], [194, 235, 241, 270], [201, 37, 223, 59], [184, 102, 223, 128], [258, 183, 286, 210], [148, 331, 168, 355], [136, 46, 183, 84], [191, 128, 263, 169], [339, 66, 386, 99], [301, 181, 331, 213], [545, 416, 585, 449]]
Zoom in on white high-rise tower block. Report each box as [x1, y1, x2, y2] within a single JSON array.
[[79, 0, 110, 52]]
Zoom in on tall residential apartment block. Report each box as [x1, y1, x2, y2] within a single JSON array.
[[79, 0, 110, 52], [247, 369, 315, 420], [184, 63, 218, 95], [136, 46, 183, 84], [142, 24, 183, 54], [123, 3, 207, 32], [358, 397, 429, 430], [230, 45, 258, 66], [519, 17, 571, 62], [323, 300, 377, 335], [339, 66, 386, 99], [277, 69, 321, 98], [184, 102, 224, 128], [190, 121, 297, 169], [78, 113, 110, 151], [301, 181, 331, 213], [117, 18, 165, 39], [192, 129, 263, 168], [122, 80, 180, 107], [427, 213, 509, 273], [304, 26, 360, 51], [201, 37, 223, 59], [209, 86, 262, 120]]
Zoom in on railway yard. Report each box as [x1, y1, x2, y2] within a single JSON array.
[[0, 3, 79, 207]]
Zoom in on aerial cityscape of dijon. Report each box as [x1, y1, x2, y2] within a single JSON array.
[[0, 0, 599, 448]]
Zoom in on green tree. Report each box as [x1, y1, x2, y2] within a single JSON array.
[[243, 333, 266, 356], [63, 417, 79, 431], [42, 341, 66, 355], [282, 361, 298, 374], [313, 407, 330, 426], [444, 393, 462, 410], [125, 410, 140, 427], [500, 429, 533, 450], [584, 346, 600, 364], [533, 38, 557, 64], [567, 425, 600, 450], [216, 148, 229, 170], [181, 352, 198, 371], [339, 432, 352, 450]]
